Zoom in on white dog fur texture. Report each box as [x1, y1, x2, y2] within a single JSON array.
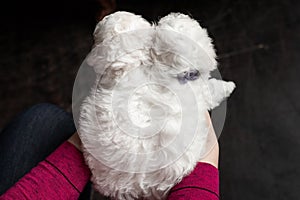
[[78, 11, 235, 199]]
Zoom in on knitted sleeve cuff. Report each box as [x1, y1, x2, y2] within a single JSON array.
[[168, 162, 219, 200], [46, 141, 91, 192]]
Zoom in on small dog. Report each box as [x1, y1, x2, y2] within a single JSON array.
[[79, 11, 235, 199]]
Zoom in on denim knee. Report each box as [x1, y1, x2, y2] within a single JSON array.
[[23, 103, 73, 123]]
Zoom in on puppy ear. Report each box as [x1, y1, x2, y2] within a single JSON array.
[[93, 11, 151, 45], [152, 13, 217, 74], [87, 11, 153, 79], [202, 78, 235, 109]]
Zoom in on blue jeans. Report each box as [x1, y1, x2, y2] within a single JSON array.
[[0, 103, 91, 199]]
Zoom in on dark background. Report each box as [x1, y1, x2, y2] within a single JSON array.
[[0, 0, 299, 199]]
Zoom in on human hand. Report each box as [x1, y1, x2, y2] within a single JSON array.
[[198, 112, 219, 168], [68, 132, 82, 152]]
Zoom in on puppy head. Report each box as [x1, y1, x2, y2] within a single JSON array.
[[151, 13, 217, 76], [151, 13, 235, 109]]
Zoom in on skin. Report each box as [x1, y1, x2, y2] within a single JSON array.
[[68, 112, 219, 168], [199, 112, 219, 168], [68, 133, 82, 152]]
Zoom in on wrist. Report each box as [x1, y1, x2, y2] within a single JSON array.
[[199, 142, 219, 169], [68, 132, 82, 152]]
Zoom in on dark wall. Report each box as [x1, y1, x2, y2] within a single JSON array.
[[0, 0, 299, 199]]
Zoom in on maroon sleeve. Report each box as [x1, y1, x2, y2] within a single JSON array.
[[0, 142, 91, 200], [0, 142, 218, 200], [167, 162, 219, 200]]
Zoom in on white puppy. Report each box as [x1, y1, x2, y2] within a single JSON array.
[[78, 11, 235, 200]]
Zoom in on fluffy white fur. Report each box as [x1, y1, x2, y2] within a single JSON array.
[[79, 11, 235, 200]]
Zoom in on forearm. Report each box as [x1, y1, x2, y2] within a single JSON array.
[[167, 162, 219, 200], [0, 142, 91, 200], [167, 114, 220, 200]]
